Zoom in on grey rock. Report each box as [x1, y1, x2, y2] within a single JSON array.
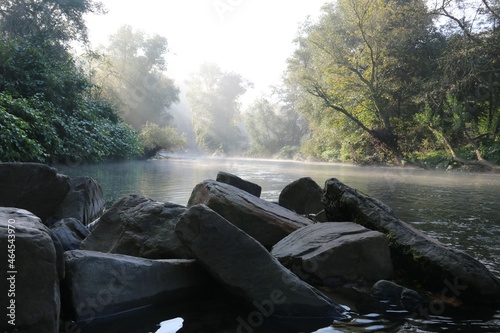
[[371, 280, 423, 311], [272, 222, 393, 283], [322, 178, 500, 304], [0, 208, 60, 332], [279, 177, 324, 216], [63, 250, 211, 322], [0, 162, 70, 223], [175, 205, 346, 319], [50, 218, 90, 251], [80, 195, 191, 259], [216, 171, 262, 197], [52, 176, 105, 226], [188, 180, 312, 249]]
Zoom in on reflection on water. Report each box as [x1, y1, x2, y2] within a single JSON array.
[[57, 157, 500, 333]]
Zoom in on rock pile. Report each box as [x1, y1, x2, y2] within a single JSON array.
[[1, 164, 499, 333]]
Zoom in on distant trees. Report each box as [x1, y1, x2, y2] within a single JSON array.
[[186, 63, 250, 155], [90, 25, 180, 130], [245, 86, 308, 158]]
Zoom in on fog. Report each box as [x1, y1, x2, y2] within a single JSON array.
[[84, 0, 325, 100]]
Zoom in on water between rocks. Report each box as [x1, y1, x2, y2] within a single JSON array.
[[57, 156, 500, 333]]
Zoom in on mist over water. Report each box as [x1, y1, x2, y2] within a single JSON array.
[[58, 156, 500, 333]]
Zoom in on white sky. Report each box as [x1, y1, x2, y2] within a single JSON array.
[[85, 0, 327, 102]]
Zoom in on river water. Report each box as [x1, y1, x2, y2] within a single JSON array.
[[57, 157, 500, 333]]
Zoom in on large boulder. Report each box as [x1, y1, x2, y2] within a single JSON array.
[[271, 222, 393, 283], [188, 180, 312, 249], [80, 195, 191, 259], [0, 208, 60, 333], [63, 250, 212, 323], [50, 218, 90, 252], [52, 176, 105, 226], [175, 204, 346, 322], [0, 163, 70, 222], [216, 171, 262, 197], [322, 178, 500, 304], [279, 177, 324, 216]]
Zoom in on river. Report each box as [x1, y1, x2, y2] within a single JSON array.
[[57, 156, 500, 333]]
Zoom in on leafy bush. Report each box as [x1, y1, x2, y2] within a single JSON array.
[[140, 122, 186, 158]]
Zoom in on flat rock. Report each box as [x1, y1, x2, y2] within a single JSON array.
[[0, 208, 60, 332], [279, 177, 324, 216], [272, 222, 393, 283], [0, 162, 70, 222], [63, 250, 211, 322], [175, 204, 346, 320], [188, 180, 312, 249], [322, 178, 500, 304], [80, 195, 191, 259], [216, 171, 262, 197]]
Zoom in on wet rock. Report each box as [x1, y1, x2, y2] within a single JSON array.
[[0, 208, 60, 333], [63, 250, 211, 322], [216, 171, 262, 197], [279, 177, 324, 217], [52, 176, 105, 226], [175, 204, 346, 320], [271, 222, 393, 283], [80, 195, 191, 259], [0, 162, 70, 223], [322, 178, 500, 304], [188, 180, 312, 249], [50, 218, 90, 252], [371, 280, 423, 311]]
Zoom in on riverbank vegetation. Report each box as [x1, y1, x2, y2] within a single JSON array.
[[245, 0, 500, 170], [0, 0, 182, 163], [1, 0, 499, 170]]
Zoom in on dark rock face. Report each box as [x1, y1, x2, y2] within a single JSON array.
[[50, 218, 90, 252], [0, 208, 60, 333], [216, 171, 262, 197], [279, 177, 324, 216], [175, 205, 346, 320], [0, 163, 70, 222], [80, 195, 191, 259], [271, 222, 393, 283], [188, 180, 312, 249], [322, 178, 500, 304], [63, 250, 211, 322], [52, 176, 105, 226]]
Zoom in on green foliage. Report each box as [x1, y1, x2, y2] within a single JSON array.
[[0, 92, 142, 163], [140, 122, 186, 158], [0, 7, 143, 163], [285, 0, 437, 164], [245, 92, 308, 158]]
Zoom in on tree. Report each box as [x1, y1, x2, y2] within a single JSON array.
[[0, 1, 143, 163], [286, 0, 437, 164], [186, 63, 250, 154], [419, 0, 500, 169], [91, 25, 180, 130], [245, 86, 308, 158], [0, 0, 104, 46]]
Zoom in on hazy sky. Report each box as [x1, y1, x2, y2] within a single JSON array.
[[85, 0, 327, 100]]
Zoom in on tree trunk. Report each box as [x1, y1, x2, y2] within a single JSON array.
[[428, 125, 500, 171]]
